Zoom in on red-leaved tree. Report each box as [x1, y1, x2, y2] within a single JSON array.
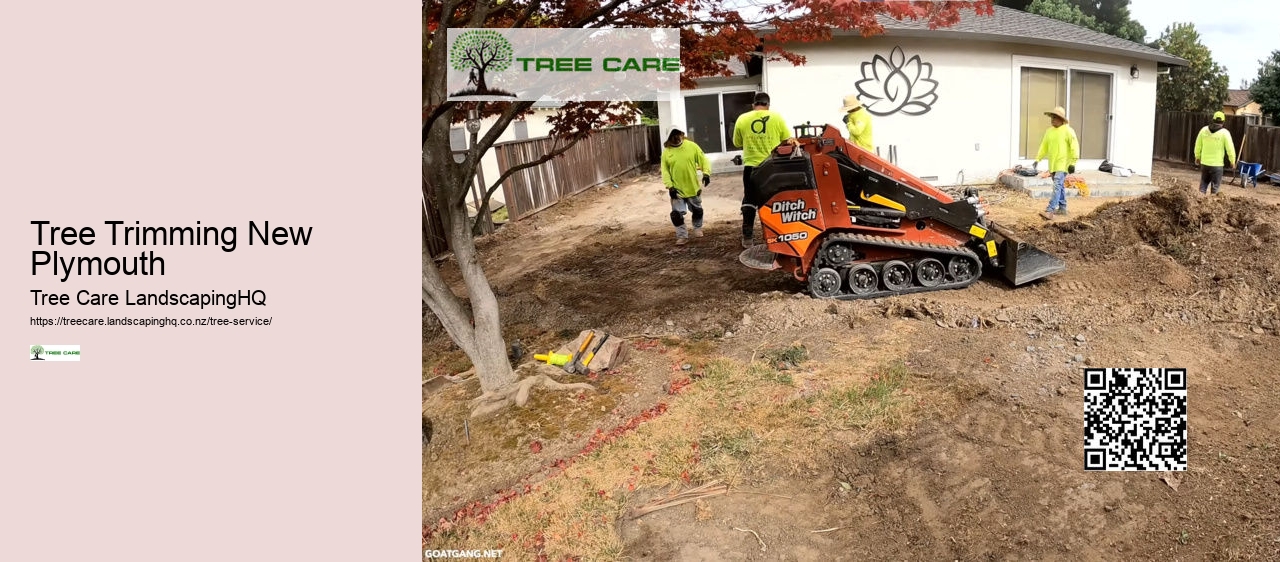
[[423, 0, 993, 416]]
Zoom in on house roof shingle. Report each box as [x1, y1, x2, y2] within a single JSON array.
[[1226, 89, 1253, 107], [829, 6, 1186, 66]]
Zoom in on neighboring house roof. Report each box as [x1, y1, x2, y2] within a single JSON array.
[[691, 58, 752, 84], [767, 6, 1186, 66], [1226, 89, 1253, 107], [722, 59, 748, 77]]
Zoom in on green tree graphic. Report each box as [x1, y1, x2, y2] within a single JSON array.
[[30, 344, 45, 360], [449, 30, 514, 96]]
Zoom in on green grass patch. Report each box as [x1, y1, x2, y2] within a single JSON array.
[[762, 344, 809, 367], [823, 360, 909, 429], [699, 427, 758, 460]]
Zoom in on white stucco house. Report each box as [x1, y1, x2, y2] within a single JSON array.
[[657, 6, 1187, 185]]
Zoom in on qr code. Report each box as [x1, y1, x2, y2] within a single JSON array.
[[1084, 368, 1187, 471]]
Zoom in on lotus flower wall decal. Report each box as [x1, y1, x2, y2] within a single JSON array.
[[853, 46, 939, 116]]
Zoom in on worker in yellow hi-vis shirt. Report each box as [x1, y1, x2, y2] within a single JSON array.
[[1194, 111, 1236, 195], [732, 92, 795, 248], [660, 129, 712, 246], [1034, 106, 1079, 220], [840, 94, 873, 151]]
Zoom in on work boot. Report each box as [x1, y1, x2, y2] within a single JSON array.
[[693, 227, 704, 238], [1039, 211, 1054, 221], [1055, 209, 1069, 216], [676, 236, 689, 246], [742, 236, 753, 248]]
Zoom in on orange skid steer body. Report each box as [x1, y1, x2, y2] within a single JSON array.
[[739, 124, 1064, 299]]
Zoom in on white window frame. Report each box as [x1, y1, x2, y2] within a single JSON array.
[[1010, 55, 1119, 168]]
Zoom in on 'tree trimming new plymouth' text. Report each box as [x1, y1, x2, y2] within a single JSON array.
[[29, 221, 312, 282]]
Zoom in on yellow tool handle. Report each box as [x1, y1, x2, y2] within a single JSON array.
[[581, 334, 610, 370], [577, 332, 595, 354], [534, 353, 571, 366]]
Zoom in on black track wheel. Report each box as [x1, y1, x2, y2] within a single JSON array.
[[948, 255, 978, 283], [915, 258, 945, 288], [821, 242, 855, 268], [881, 260, 913, 292], [846, 264, 878, 296], [809, 267, 844, 299]]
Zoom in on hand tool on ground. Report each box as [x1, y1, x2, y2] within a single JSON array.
[[565, 330, 595, 374], [576, 333, 611, 375], [534, 353, 572, 366]]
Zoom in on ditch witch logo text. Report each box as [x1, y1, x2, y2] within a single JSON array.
[[30, 345, 81, 361], [446, 28, 679, 102]]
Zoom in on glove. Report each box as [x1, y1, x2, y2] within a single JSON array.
[[1067, 165, 1075, 174], [667, 188, 678, 199], [702, 175, 711, 187], [695, 189, 702, 198], [1031, 160, 1038, 170]]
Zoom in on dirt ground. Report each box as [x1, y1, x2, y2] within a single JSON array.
[[424, 162, 1280, 561]]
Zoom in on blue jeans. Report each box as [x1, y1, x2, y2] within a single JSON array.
[[1046, 172, 1067, 212]]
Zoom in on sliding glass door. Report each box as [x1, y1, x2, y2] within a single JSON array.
[[683, 90, 758, 154], [1018, 67, 1112, 161]]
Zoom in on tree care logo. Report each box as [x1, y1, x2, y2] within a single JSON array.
[[449, 29, 516, 99], [445, 28, 679, 102], [30, 344, 80, 361]]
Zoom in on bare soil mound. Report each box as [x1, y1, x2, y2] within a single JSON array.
[[1033, 181, 1280, 332]]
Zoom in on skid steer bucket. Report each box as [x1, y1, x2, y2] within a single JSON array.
[[987, 221, 1066, 286]]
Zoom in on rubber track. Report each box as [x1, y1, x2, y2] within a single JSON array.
[[813, 232, 982, 300]]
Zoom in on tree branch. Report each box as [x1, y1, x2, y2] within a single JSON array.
[[424, 102, 456, 145], [512, 0, 542, 28], [574, 0, 630, 27], [444, 0, 468, 27], [471, 135, 581, 232], [421, 174, 479, 358], [455, 100, 535, 197], [590, 0, 675, 28], [467, 0, 494, 28]]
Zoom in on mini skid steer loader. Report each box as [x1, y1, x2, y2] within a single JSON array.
[[739, 124, 1065, 299]]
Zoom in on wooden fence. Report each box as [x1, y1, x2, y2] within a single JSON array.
[[1155, 110, 1280, 173], [495, 124, 659, 221]]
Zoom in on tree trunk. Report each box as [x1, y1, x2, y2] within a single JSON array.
[[422, 114, 516, 393], [423, 5, 522, 395], [442, 189, 515, 391], [477, 69, 487, 93]]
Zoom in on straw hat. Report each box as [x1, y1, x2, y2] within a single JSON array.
[[840, 94, 864, 113], [1044, 106, 1069, 123]]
